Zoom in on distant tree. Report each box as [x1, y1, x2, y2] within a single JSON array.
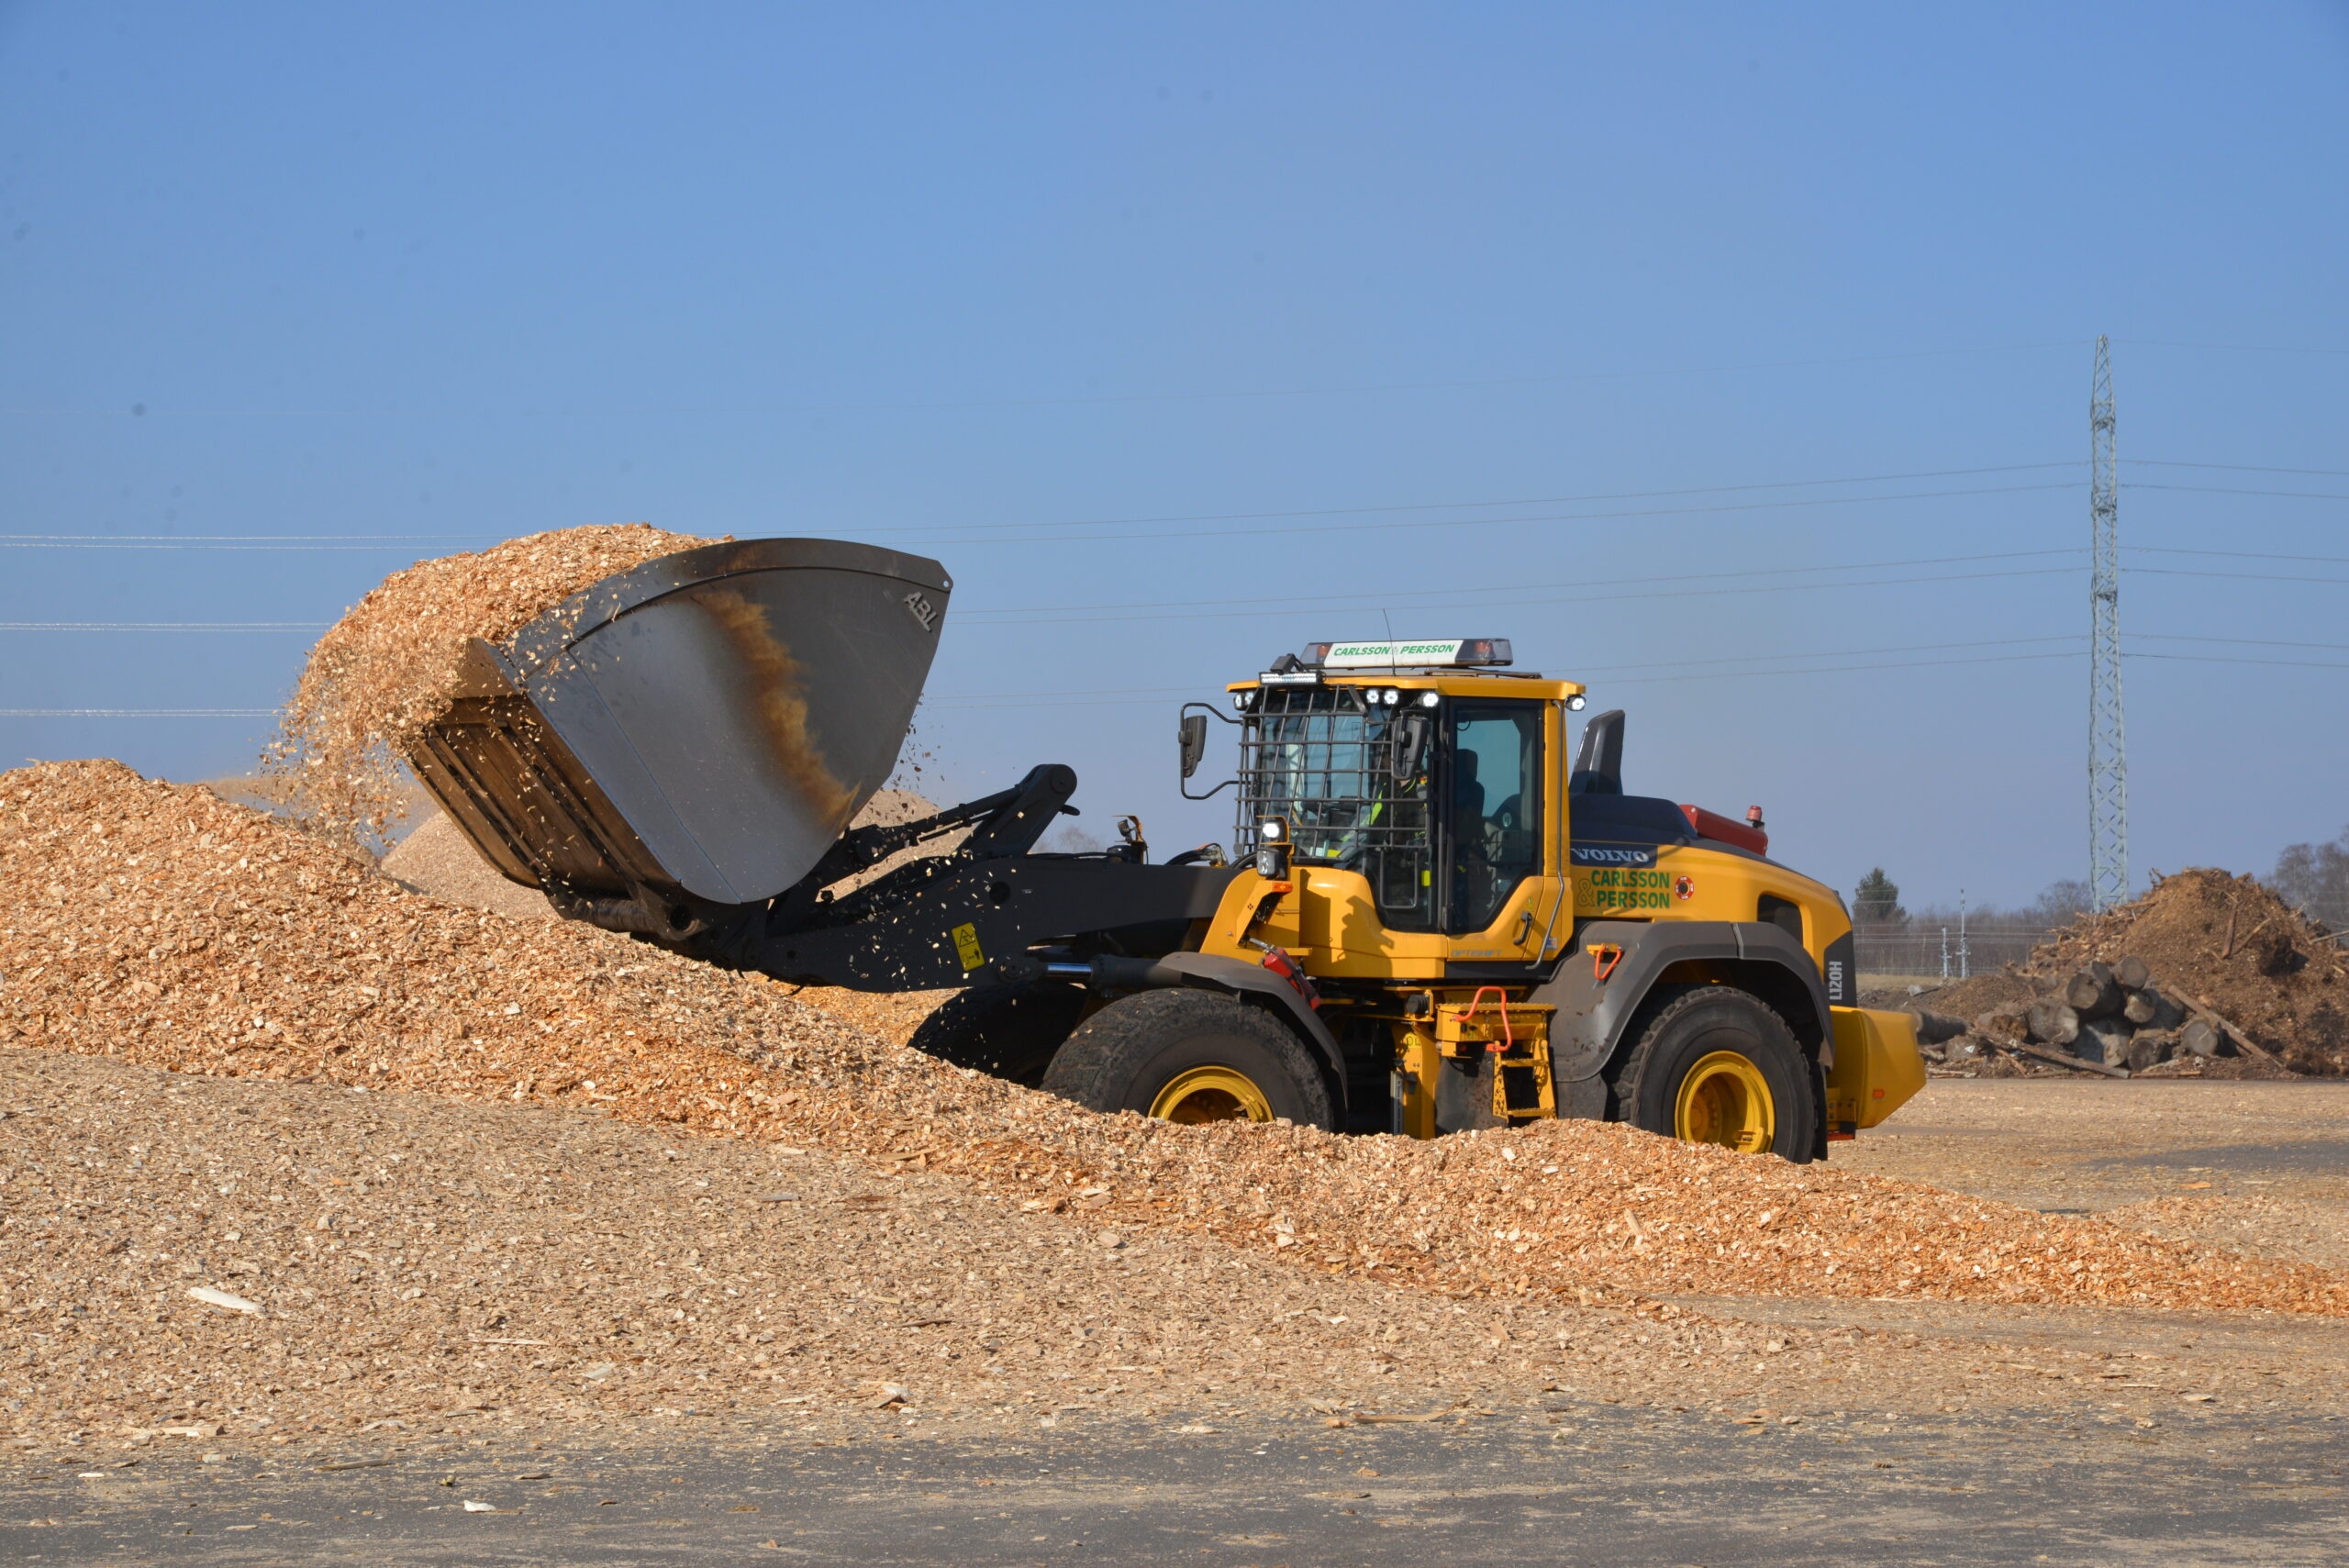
[[2268, 827, 2349, 929], [2031, 879, 2094, 925], [1853, 867, 1906, 925]]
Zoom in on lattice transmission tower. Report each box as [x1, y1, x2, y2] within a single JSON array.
[[2087, 335, 2128, 911]]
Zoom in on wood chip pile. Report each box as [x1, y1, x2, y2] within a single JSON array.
[[378, 812, 553, 922], [6, 761, 2345, 1323], [23, 1048, 1779, 1446], [265, 523, 711, 841]]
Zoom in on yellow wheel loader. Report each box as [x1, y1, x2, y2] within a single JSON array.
[[411, 538, 1923, 1161]]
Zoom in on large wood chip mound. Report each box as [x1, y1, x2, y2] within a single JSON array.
[[1932, 869, 2349, 1075], [5, 760, 2346, 1320], [266, 523, 712, 840]]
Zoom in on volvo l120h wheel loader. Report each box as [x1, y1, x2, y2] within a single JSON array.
[[409, 538, 1923, 1161]]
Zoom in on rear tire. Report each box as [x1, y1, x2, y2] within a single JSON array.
[[907, 981, 1086, 1088], [1610, 984, 1819, 1162], [1041, 988, 1334, 1130]]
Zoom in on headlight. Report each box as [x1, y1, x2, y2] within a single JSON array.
[[1565, 694, 1586, 711], [1257, 815, 1289, 843]]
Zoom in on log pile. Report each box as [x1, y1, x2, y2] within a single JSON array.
[[1921, 868, 2345, 1076], [1918, 955, 2269, 1077]]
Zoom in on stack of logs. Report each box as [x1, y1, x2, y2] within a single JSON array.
[[1910, 956, 2265, 1076]]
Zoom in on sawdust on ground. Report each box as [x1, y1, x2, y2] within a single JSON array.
[[379, 813, 554, 923], [6, 760, 2347, 1329]]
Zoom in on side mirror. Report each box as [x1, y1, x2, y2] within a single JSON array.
[[1393, 713, 1431, 782], [1178, 713, 1208, 779]]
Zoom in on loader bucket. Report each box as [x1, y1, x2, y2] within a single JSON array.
[[405, 537, 950, 911]]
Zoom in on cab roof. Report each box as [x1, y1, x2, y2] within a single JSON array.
[[1230, 638, 1586, 701], [1229, 671, 1586, 701]]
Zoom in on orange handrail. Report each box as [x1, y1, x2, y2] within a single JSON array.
[[1456, 984, 1513, 1054]]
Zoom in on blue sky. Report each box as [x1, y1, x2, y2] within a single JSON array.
[[3, 3, 2345, 908]]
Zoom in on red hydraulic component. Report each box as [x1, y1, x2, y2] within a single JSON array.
[[1680, 803, 1768, 855], [1258, 944, 1321, 1010]]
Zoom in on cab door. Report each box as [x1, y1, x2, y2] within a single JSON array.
[[1440, 698, 1567, 965]]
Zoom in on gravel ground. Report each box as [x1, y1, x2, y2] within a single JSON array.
[[1839, 1079, 2349, 1268], [9, 1402, 2349, 1566]]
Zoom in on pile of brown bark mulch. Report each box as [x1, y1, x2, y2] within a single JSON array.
[[1930, 870, 2348, 1075]]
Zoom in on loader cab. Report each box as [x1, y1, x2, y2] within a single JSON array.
[[1227, 639, 1585, 969]]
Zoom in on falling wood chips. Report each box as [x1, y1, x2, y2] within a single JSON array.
[[264, 522, 713, 842], [4, 759, 2347, 1322]]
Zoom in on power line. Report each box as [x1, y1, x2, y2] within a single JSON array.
[[2111, 339, 2349, 358], [2132, 631, 2349, 652], [933, 636, 2093, 702], [954, 565, 2083, 629], [930, 647, 2095, 707], [862, 462, 2083, 539], [0, 340, 2090, 421], [2130, 547, 2349, 565], [925, 637, 2349, 711], [0, 622, 328, 632], [1569, 635, 2082, 676], [0, 536, 498, 551], [0, 708, 277, 718], [1607, 650, 2084, 686], [2129, 483, 2349, 502], [2132, 460, 2349, 479], [876, 483, 2085, 549], [2131, 567, 2349, 586], [957, 548, 2085, 622], [0, 481, 2086, 553], [2132, 651, 2349, 671]]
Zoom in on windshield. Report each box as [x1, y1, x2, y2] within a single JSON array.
[[1235, 686, 1433, 928]]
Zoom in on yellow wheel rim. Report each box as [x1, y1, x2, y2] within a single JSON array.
[[1674, 1051, 1776, 1153], [1148, 1065, 1275, 1125]]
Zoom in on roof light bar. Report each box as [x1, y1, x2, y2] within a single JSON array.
[[1302, 639, 1513, 670]]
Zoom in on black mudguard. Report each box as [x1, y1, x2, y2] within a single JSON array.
[[1534, 919, 1832, 1115], [1129, 951, 1348, 1104]]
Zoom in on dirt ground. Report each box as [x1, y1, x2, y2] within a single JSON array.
[[1837, 1080, 2349, 1268]]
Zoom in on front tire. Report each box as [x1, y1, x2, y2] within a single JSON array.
[[1041, 989, 1334, 1130], [1611, 985, 1819, 1162]]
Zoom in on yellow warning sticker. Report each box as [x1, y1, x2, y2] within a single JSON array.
[[951, 921, 985, 972]]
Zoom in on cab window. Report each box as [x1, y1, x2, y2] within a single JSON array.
[[1443, 700, 1543, 934]]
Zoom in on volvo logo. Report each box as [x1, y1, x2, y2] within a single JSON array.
[[1570, 845, 1656, 867]]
